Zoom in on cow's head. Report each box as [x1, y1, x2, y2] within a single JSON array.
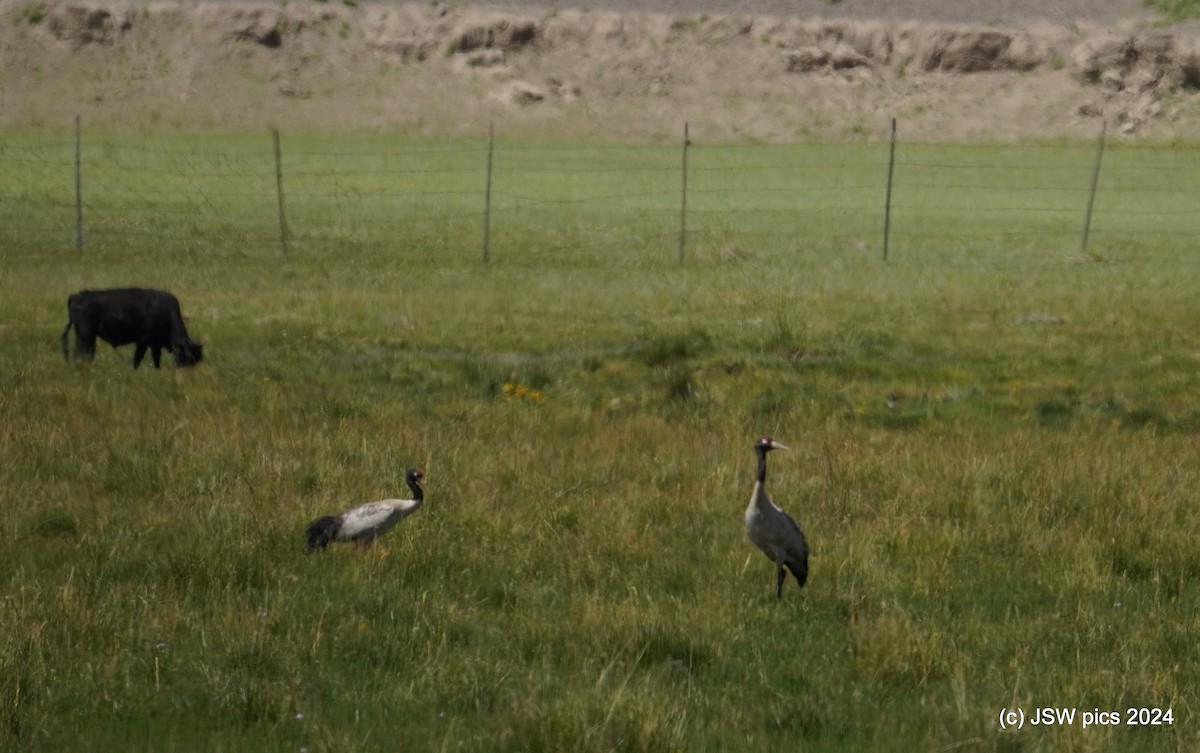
[[173, 341, 204, 368]]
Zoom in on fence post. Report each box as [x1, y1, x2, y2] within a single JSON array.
[[1080, 120, 1106, 256], [678, 122, 690, 263], [272, 127, 289, 256], [882, 117, 896, 261], [482, 122, 494, 264], [74, 115, 83, 252]]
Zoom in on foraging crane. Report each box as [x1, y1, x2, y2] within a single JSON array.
[[745, 437, 808, 598], [306, 468, 425, 553]]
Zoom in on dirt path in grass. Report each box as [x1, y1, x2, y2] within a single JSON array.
[[2, 0, 1199, 141]]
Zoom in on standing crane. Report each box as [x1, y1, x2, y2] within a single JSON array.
[[745, 437, 808, 598], [306, 468, 425, 553]]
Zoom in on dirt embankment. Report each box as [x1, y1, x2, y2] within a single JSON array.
[[4, 0, 1200, 140]]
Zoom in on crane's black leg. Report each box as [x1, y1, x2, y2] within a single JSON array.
[[775, 565, 786, 600]]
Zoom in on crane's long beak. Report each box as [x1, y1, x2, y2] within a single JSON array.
[[770, 440, 790, 451]]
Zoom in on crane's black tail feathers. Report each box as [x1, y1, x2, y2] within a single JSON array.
[[306, 516, 340, 553]]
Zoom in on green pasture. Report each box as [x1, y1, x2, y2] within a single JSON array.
[[1, 132, 1199, 752]]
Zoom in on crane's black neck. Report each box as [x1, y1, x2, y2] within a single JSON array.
[[406, 473, 424, 502], [756, 446, 769, 485]]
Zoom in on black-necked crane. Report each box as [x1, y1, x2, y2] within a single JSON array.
[[745, 437, 808, 599], [306, 468, 425, 553]]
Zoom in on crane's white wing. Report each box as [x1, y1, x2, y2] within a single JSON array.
[[337, 501, 394, 537]]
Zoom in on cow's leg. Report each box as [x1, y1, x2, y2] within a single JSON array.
[[73, 324, 97, 362], [60, 322, 73, 361], [133, 342, 149, 369], [151, 346, 163, 369]]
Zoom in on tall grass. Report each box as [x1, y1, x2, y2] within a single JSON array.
[[1, 133, 1199, 752]]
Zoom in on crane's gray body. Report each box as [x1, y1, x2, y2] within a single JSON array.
[[335, 497, 423, 544], [745, 439, 808, 598], [306, 468, 425, 552]]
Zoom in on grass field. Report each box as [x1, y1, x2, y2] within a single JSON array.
[[1, 132, 1199, 752]]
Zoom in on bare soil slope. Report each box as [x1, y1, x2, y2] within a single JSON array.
[[3, 0, 1200, 141], [479, 0, 1156, 27]]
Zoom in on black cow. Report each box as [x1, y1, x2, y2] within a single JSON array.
[[60, 288, 204, 369]]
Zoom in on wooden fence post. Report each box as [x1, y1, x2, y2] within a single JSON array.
[[1080, 120, 1107, 256], [882, 117, 897, 261], [678, 122, 690, 263], [74, 115, 83, 252], [272, 127, 289, 255], [482, 122, 494, 264]]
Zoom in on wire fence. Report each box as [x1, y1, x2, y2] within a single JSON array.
[[3, 122, 1200, 262]]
